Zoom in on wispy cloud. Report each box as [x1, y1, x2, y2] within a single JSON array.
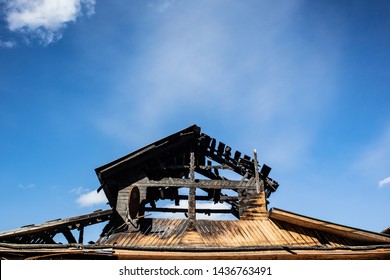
[[148, 0, 176, 12], [94, 1, 341, 170], [69, 185, 108, 207], [18, 183, 36, 190], [0, 39, 16, 48], [4, 0, 96, 45], [379, 177, 390, 188], [69, 186, 88, 195], [352, 124, 390, 182], [76, 189, 108, 207]]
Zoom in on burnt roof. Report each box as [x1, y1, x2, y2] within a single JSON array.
[[95, 125, 200, 184], [95, 124, 279, 208]]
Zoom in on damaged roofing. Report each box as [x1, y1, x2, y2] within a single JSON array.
[[95, 124, 278, 208]]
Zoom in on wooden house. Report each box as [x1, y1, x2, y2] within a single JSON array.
[[1, 125, 389, 259]]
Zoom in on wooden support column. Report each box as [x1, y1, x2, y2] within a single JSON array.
[[78, 225, 84, 244], [239, 149, 268, 220], [188, 152, 196, 228], [253, 149, 263, 194]]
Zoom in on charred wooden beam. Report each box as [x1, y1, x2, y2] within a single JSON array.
[[144, 207, 232, 215], [61, 229, 77, 244], [198, 132, 279, 195], [213, 189, 221, 203], [132, 177, 257, 190], [40, 232, 56, 244], [195, 167, 223, 180], [188, 152, 196, 228], [253, 149, 262, 193], [0, 209, 113, 244], [175, 195, 238, 202], [78, 226, 84, 244]]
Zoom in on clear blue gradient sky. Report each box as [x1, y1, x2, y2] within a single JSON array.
[[1, 0, 389, 239]]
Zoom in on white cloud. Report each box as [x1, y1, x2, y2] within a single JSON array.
[[149, 0, 176, 12], [379, 177, 390, 188], [76, 189, 108, 207], [69, 185, 88, 195], [5, 0, 95, 45], [70, 186, 108, 207], [18, 183, 36, 190], [0, 39, 17, 48]]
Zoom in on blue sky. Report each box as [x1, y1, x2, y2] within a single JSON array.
[[1, 0, 389, 241]]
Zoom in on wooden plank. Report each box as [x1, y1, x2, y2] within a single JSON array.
[[269, 208, 390, 243], [256, 220, 281, 246], [133, 177, 256, 190], [240, 221, 262, 246], [0, 209, 112, 240], [195, 221, 213, 247], [196, 220, 222, 247], [217, 221, 240, 247], [246, 221, 272, 246], [239, 221, 264, 246], [266, 219, 292, 245], [1, 245, 389, 260], [112, 247, 390, 260], [272, 220, 303, 245], [291, 225, 319, 246], [144, 207, 232, 214], [267, 220, 291, 244], [233, 221, 254, 247], [233, 221, 256, 247], [124, 230, 143, 247], [113, 232, 129, 247], [178, 229, 205, 247], [164, 219, 187, 246], [221, 220, 242, 247], [146, 219, 167, 247]]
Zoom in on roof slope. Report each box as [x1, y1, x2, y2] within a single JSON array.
[[2, 208, 389, 259], [98, 208, 390, 251]]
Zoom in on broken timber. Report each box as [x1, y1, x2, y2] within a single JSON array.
[[132, 177, 258, 189], [0, 209, 112, 245]]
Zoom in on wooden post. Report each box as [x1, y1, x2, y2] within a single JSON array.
[[188, 152, 196, 228], [253, 149, 264, 193], [78, 225, 84, 244], [239, 149, 268, 220]]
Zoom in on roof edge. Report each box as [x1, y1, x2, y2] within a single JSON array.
[[269, 207, 390, 244], [94, 124, 201, 178]]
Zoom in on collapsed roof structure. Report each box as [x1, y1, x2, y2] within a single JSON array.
[[1, 125, 389, 259]]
